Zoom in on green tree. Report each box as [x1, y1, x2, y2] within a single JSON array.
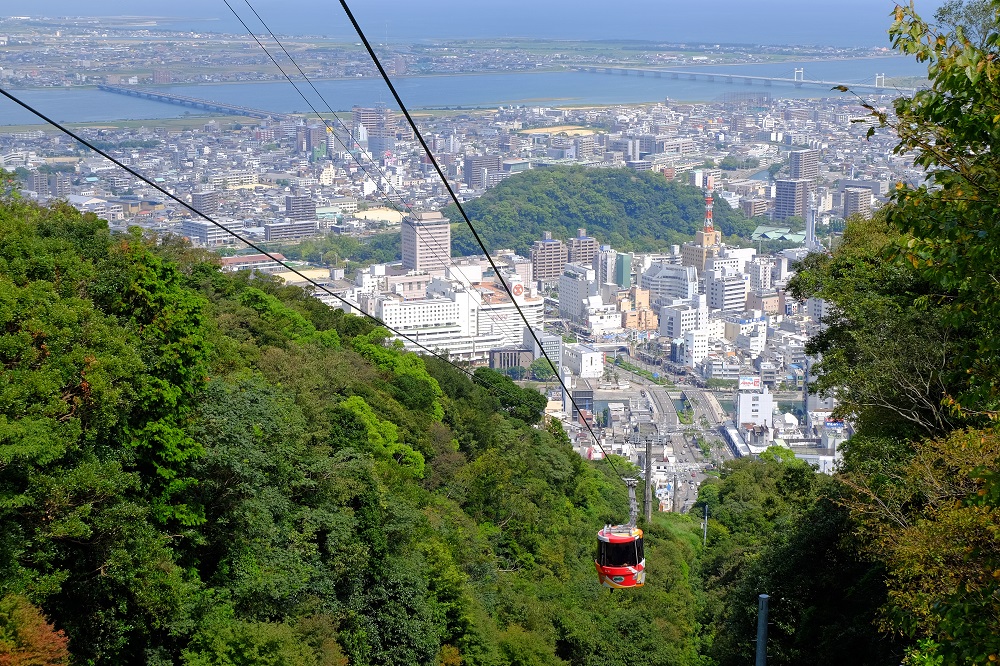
[[866, 2, 1000, 413], [529, 357, 556, 382], [788, 4, 1000, 662]]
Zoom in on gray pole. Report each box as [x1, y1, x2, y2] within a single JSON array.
[[755, 594, 769, 666], [644, 436, 653, 523], [672, 473, 680, 513], [702, 504, 708, 546]]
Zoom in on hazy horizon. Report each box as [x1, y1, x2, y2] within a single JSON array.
[[6, 1, 950, 48]]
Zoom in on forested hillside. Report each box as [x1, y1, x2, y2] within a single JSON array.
[[444, 166, 752, 256], [700, 5, 1000, 665], [0, 189, 710, 665]]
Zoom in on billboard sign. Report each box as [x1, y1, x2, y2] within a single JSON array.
[[738, 376, 762, 391]]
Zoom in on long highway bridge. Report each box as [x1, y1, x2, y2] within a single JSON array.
[[572, 66, 918, 96], [97, 85, 292, 120]]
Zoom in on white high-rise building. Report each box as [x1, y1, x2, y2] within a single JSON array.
[[683, 329, 710, 368], [659, 296, 709, 339], [593, 245, 617, 286], [747, 257, 774, 292], [736, 385, 774, 427], [558, 263, 598, 323], [401, 211, 451, 274], [706, 269, 749, 312], [641, 262, 699, 306]]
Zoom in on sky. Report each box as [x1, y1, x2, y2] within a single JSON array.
[[7, 1, 950, 47]]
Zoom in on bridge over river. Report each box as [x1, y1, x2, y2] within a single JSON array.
[[572, 66, 918, 96], [97, 85, 292, 120]]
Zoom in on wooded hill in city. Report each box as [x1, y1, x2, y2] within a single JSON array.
[[444, 166, 752, 256]]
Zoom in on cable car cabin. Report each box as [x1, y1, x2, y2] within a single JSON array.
[[595, 525, 645, 589]]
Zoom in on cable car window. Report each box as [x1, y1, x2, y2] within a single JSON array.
[[598, 540, 641, 567]]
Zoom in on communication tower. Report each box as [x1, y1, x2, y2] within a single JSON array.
[[704, 190, 714, 233]]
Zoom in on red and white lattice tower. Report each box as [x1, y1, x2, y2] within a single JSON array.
[[704, 190, 714, 233]]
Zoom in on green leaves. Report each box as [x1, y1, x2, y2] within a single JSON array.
[[337, 395, 425, 478]]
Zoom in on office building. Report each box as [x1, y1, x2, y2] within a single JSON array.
[[659, 297, 708, 339], [683, 329, 710, 368], [531, 232, 568, 287], [558, 263, 599, 323], [191, 189, 220, 216], [788, 149, 820, 180], [352, 105, 394, 137], [593, 245, 617, 285], [680, 217, 723, 272], [641, 262, 699, 305], [614, 252, 633, 288], [736, 385, 774, 427], [285, 195, 316, 221], [774, 178, 811, 220], [843, 187, 873, 219], [706, 269, 749, 312], [563, 343, 605, 379], [402, 211, 452, 274], [524, 328, 562, 372], [463, 154, 503, 189], [567, 228, 599, 265]]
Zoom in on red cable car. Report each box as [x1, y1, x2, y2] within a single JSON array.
[[595, 478, 646, 589]]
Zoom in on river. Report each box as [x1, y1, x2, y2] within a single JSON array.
[[0, 56, 926, 126]]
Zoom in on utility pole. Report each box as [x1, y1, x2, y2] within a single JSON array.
[[672, 473, 680, 513], [644, 435, 653, 523], [702, 504, 708, 546], [755, 594, 769, 666]]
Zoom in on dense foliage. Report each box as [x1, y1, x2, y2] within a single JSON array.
[[276, 232, 400, 272], [0, 192, 711, 665], [676, 5, 1000, 665], [779, 3, 1000, 664], [694, 448, 903, 666], [444, 166, 752, 256]]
